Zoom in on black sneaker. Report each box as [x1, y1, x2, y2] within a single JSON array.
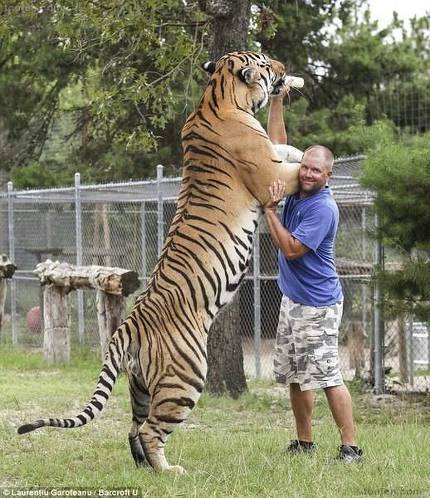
[[337, 445, 363, 462], [286, 439, 316, 454]]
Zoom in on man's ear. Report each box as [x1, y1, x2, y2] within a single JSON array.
[[238, 67, 260, 85], [202, 61, 216, 75]]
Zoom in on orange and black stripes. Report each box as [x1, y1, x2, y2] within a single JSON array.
[[18, 51, 291, 474]]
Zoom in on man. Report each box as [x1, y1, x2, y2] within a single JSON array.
[[265, 87, 363, 462]]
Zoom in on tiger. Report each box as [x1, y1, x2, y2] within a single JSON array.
[[18, 51, 302, 474]]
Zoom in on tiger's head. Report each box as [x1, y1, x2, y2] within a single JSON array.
[[201, 51, 287, 115]]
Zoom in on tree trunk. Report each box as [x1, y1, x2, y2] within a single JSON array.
[[207, 292, 248, 398], [199, 0, 251, 60], [200, 0, 251, 398]]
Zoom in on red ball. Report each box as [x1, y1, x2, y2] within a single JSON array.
[[26, 306, 42, 334]]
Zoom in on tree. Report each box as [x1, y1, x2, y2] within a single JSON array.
[[3, 0, 429, 179], [256, 0, 430, 154], [0, 1, 78, 170], [1, 0, 207, 181], [361, 126, 430, 321], [199, 0, 251, 398]]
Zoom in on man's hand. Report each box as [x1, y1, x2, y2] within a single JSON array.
[[271, 83, 290, 101], [265, 179, 286, 211], [265, 179, 309, 260]]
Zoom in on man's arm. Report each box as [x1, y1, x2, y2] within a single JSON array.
[[265, 180, 309, 260], [267, 87, 289, 144]]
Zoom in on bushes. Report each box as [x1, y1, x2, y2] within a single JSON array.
[[361, 130, 430, 320]]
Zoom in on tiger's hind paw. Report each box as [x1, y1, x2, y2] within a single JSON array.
[[128, 435, 148, 467]]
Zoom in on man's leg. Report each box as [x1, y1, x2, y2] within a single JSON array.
[[324, 384, 356, 445], [290, 383, 314, 442]]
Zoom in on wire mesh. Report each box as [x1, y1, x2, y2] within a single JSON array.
[[0, 157, 428, 392], [369, 80, 430, 134]]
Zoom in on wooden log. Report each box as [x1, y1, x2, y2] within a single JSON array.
[[0, 279, 6, 331], [96, 290, 125, 357], [43, 284, 71, 364], [0, 254, 17, 279], [34, 260, 139, 296], [0, 254, 17, 330]]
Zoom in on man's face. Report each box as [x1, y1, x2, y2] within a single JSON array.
[[298, 150, 332, 196]]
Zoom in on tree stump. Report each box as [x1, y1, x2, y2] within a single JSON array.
[[0, 254, 17, 330]]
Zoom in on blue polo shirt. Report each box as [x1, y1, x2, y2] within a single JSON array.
[[277, 187, 343, 306]]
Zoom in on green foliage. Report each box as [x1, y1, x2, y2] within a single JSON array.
[[362, 132, 430, 250], [10, 161, 71, 188], [375, 260, 430, 321], [258, 0, 430, 155], [1, 0, 430, 183], [361, 131, 430, 320], [285, 95, 369, 154], [0, 0, 207, 182]]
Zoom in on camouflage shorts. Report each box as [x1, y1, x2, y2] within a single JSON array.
[[273, 296, 344, 391]]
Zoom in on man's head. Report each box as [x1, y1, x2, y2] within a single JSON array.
[[299, 145, 334, 197]]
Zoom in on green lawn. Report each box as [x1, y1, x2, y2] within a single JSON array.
[[1, 347, 430, 497]]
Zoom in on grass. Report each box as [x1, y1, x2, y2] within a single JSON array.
[[1, 347, 430, 497]]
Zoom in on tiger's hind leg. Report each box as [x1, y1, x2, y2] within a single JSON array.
[[128, 373, 151, 467], [138, 379, 204, 474]]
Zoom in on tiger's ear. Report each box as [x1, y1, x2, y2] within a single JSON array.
[[202, 61, 216, 74], [238, 67, 261, 85]]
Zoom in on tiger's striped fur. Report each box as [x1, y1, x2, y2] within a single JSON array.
[[17, 51, 301, 474]]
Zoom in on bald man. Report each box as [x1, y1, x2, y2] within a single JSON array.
[[265, 88, 362, 463]]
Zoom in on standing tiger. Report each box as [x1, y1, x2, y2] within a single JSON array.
[[18, 51, 302, 474]]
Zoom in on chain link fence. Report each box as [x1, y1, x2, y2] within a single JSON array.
[[1, 157, 429, 392]]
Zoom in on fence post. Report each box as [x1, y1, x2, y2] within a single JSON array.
[[407, 316, 414, 386], [157, 164, 164, 256], [140, 202, 147, 287], [74, 173, 85, 343], [361, 206, 368, 331], [373, 211, 385, 393], [253, 225, 262, 378], [7, 181, 17, 345]]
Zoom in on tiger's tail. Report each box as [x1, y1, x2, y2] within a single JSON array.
[[17, 326, 130, 435]]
